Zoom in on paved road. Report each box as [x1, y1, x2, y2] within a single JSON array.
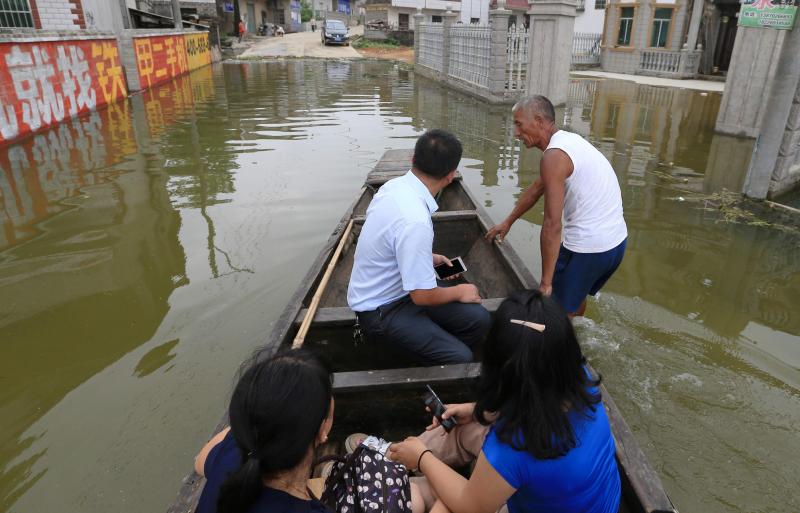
[[240, 26, 363, 58]]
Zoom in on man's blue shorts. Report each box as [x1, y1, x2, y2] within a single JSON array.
[[551, 238, 627, 314]]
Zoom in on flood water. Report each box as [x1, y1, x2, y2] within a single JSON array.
[[1, 61, 799, 512]]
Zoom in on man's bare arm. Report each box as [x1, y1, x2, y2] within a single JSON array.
[[410, 285, 482, 306], [485, 176, 544, 244], [538, 149, 572, 295]]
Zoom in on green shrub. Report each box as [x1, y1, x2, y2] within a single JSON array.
[[386, 38, 401, 46], [300, 0, 313, 22]]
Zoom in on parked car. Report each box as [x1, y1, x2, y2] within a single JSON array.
[[321, 20, 350, 46]]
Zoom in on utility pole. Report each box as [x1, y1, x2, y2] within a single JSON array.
[[742, 27, 800, 199], [171, 0, 183, 28]]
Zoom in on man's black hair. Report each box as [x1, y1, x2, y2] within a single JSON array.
[[413, 129, 463, 179]]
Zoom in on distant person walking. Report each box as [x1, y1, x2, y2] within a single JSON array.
[[238, 20, 245, 42], [311, 17, 316, 32], [486, 95, 627, 320]]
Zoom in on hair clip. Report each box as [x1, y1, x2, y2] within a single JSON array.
[[510, 319, 545, 332]]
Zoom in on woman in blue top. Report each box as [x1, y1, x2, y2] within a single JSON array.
[[388, 289, 621, 513]]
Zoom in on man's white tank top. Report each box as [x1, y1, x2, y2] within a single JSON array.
[[545, 130, 627, 253]]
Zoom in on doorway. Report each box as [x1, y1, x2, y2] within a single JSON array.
[[247, 3, 256, 33], [712, 5, 738, 73], [399, 13, 409, 29]]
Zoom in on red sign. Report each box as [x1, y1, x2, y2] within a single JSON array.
[[0, 39, 127, 147]]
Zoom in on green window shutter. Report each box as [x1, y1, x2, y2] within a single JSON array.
[[618, 7, 634, 46]]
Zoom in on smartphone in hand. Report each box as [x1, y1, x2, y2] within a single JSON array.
[[434, 257, 466, 280], [423, 385, 457, 432]]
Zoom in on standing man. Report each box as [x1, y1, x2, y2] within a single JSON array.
[[348, 130, 490, 366], [311, 16, 317, 32], [486, 95, 627, 320]]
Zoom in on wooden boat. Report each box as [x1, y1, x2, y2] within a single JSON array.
[[169, 150, 676, 513]]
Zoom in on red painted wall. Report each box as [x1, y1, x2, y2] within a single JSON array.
[[0, 39, 127, 147], [133, 34, 190, 90]]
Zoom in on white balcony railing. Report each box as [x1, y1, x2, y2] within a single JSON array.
[[638, 50, 681, 74]]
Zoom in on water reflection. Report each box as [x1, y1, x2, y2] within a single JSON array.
[[0, 61, 798, 513], [0, 83, 186, 510]]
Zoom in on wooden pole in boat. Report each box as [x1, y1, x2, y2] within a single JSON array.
[[293, 218, 355, 349]]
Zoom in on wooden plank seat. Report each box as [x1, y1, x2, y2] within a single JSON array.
[[294, 298, 506, 328], [366, 171, 463, 186], [353, 210, 478, 225]]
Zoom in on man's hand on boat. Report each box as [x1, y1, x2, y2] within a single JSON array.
[[426, 402, 476, 435], [486, 220, 512, 244]]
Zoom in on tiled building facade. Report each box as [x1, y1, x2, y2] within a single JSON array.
[[4, 0, 87, 30]]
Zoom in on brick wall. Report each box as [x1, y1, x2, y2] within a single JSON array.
[[0, 30, 126, 146], [34, 0, 86, 30]]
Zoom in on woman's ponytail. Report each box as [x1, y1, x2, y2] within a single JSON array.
[[217, 457, 263, 513], [216, 349, 333, 513]]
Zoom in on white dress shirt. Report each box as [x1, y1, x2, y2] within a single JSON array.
[[347, 171, 439, 312]]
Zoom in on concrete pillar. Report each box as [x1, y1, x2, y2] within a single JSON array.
[[441, 7, 458, 77], [413, 8, 424, 66], [715, 28, 784, 138], [489, 5, 511, 97], [769, 79, 800, 196], [743, 28, 800, 198], [525, 0, 578, 107], [171, 0, 182, 28], [683, 0, 704, 52]]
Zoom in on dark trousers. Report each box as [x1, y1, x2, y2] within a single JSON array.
[[312, 25, 316, 32], [356, 288, 491, 366]]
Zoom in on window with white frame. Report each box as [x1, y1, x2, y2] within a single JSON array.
[[650, 8, 672, 48], [617, 7, 634, 46], [0, 0, 34, 27]]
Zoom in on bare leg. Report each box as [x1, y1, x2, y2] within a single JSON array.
[[411, 423, 490, 512], [411, 482, 425, 513], [568, 297, 588, 323]]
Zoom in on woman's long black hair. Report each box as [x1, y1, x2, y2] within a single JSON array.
[[217, 348, 333, 513], [473, 289, 601, 460]]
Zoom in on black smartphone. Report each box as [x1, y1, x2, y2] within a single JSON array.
[[423, 385, 457, 432], [434, 257, 467, 280]]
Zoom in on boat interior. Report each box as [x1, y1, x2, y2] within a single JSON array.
[[278, 151, 533, 373]]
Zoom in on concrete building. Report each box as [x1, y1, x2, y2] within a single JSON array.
[[365, 0, 488, 29], [0, 0, 129, 31], [574, 0, 605, 33], [487, 0, 604, 32], [600, 0, 741, 78]]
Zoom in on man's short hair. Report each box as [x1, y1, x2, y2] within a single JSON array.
[[413, 129, 463, 179], [512, 95, 555, 123]]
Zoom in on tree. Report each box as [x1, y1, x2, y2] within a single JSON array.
[[301, 0, 313, 22]]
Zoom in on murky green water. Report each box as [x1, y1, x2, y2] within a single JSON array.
[[1, 61, 799, 512]]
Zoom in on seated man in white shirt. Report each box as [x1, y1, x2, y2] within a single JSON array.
[[347, 130, 491, 366]]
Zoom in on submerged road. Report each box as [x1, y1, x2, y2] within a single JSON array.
[[239, 26, 364, 58]]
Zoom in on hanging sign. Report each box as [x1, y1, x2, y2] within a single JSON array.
[[738, 0, 797, 29], [223, 3, 234, 12], [338, 0, 351, 15]]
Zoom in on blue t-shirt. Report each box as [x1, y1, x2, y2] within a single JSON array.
[[197, 431, 328, 513], [482, 388, 621, 513]]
